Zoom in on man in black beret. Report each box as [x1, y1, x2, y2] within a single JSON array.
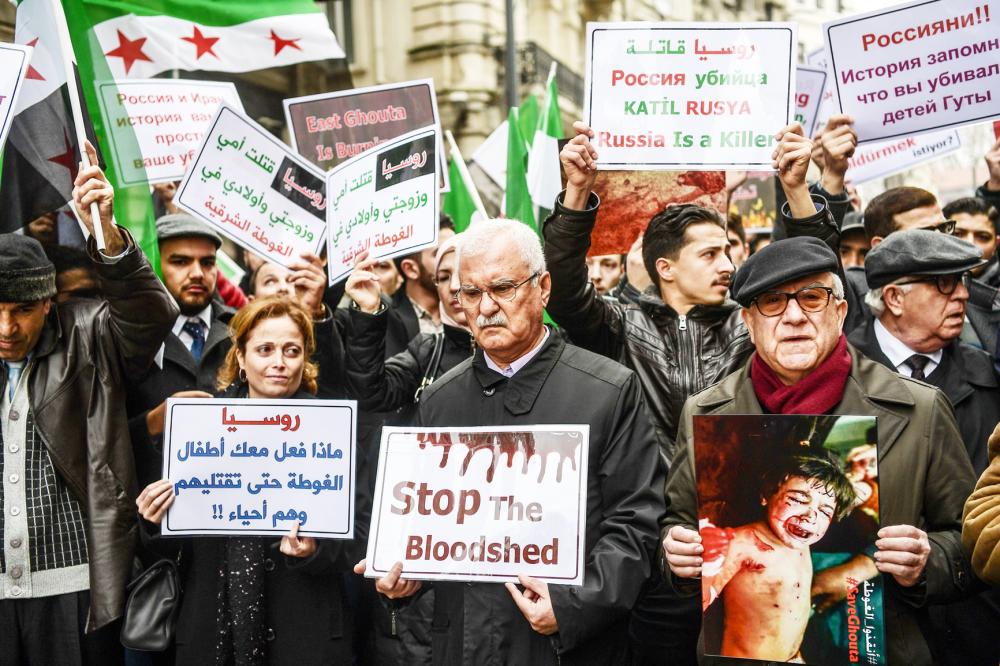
[[0, 142, 176, 664], [661, 235, 977, 666]]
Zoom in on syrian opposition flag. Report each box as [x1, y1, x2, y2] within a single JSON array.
[[81, 0, 344, 78], [526, 68, 564, 213], [504, 107, 537, 234], [0, 0, 101, 233]]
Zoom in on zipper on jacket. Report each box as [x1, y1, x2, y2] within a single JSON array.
[[678, 314, 687, 331], [390, 607, 397, 636]]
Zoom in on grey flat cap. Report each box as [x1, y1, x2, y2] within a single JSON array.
[[865, 229, 986, 289], [731, 237, 839, 307], [155, 213, 222, 248], [841, 211, 864, 234]]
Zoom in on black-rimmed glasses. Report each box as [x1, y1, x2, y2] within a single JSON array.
[[891, 273, 969, 295]]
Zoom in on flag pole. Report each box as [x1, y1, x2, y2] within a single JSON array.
[[444, 130, 488, 222], [47, 0, 106, 250]]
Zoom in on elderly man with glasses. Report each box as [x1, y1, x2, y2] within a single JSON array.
[[662, 236, 976, 666], [358, 217, 666, 666]]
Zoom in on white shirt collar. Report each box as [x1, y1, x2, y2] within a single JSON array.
[[873, 318, 943, 377], [484, 328, 550, 378], [171, 304, 213, 338]]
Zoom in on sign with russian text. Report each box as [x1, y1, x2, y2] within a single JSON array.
[[175, 103, 326, 269], [162, 398, 357, 538], [96, 79, 244, 186], [584, 22, 796, 170], [845, 128, 961, 184], [824, 0, 1000, 143], [795, 66, 827, 138], [0, 43, 31, 156], [325, 125, 439, 285], [284, 79, 448, 191], [367, 426, 589, 585]]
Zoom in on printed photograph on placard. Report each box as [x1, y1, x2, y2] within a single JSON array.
[[694, 414, 885, 666]]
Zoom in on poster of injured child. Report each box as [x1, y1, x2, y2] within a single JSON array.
[[693, 414, 885, 665]]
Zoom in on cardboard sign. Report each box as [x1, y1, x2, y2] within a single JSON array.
[[367, 426, 589, 585], [584, 22, 796, 170], [325, 125, 439, 285], [284, 79, 448, 191], [0, 43, 31, 155], [795, 65, 828, 138], [175, 103, 326, 269], [824, 0, 1000, 143], [96, 79, 244, 186], [162, 398, 357, 538], [694, 414, 885, 665], [846, 128, 961, 184]]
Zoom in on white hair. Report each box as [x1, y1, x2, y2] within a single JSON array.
[[457, 218, 546, 279], [865, 283, 911, 318]]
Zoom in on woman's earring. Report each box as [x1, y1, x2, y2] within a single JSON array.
[[239, 367, 247, 383]]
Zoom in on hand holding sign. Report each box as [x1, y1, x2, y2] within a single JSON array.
[[137, 479, 176, 525], [280, 521, 317, 558], [506, 575, 558, 635], [986, 138, 1000, 191], [771, 122, 816, 219], [344, 250, 383, 314], [353, 560, 423, 599], [286, 252, 328, 319], [818, 114, 858, 194], [73, 141, 125, 256], [560, 122, 599, 210], [663, 525, 704, 578]]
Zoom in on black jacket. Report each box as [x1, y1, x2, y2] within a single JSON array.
[[414, 333, 666, 666], [542, 192, 752, 463], [386, 286, 421, 358]]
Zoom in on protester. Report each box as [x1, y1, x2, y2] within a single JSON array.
[[355, 217, 665, 665], [137, 296, 370, 666], [963, 423, 1000, 584], [662, 236, 977, 665], [584, 253, 625, 295], [0, 143, 176, 664], [44, 244, 100, 303], [944, 197, 1000, 287], [725, 213, 749, 269], [385, 215, 455, 356], [978, 137, 1000, 212], [837, 211, 868, 270]]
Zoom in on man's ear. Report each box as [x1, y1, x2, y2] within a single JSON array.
[[42, 298, 52, 316], [882, 285, 906, 317], [654, 256, 674, 284], [399, 258, 420, 281], [870, 236, 883, 248]]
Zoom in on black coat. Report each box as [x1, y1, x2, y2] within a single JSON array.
[[145, 388, 371, 666], [413, 333, 666, 666], [385, 287, 421, 358], [848, 318, 1000, 475]]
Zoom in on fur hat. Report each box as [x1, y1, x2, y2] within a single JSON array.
[[0, 234, 57, 302]]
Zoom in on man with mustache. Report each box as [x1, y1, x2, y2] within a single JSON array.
[[357, 217, 665, 665], [663, 236, 977, 665]]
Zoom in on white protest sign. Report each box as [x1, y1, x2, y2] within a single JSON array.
[[846, 128, 961, 184], [824, 0, 1000, 143], [176, 104, 326, 269], [0, 43, 31, 154], [807, 47, 838, 134], [367, 426, 589, 585], [162, 398, 357, 538], [795, 65, 827, 138], [326, 125, 439, 285], [96, 79, 244, 186], [584, 22, 796, 170]]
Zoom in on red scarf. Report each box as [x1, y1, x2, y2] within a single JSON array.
[[751, 335, 852, 415]]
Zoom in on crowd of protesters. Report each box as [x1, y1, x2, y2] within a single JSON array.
[[5, 97, 1000, 666]]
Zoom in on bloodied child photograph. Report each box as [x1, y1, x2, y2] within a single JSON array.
[[693, 415, 886, 665]]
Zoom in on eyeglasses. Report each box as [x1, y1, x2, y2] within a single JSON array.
[[891, 272, 969, 295], [458, 272, 539, 307], [921, 219, 957, 234], [752, 286, 836, 317]]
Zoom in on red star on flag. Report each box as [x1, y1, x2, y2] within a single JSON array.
[[105, 29, 152, 74], [181, 26, 220, 60], [24, 38, 45, 80], [48, 131, 78, 179], [269, 30, 302, 56]]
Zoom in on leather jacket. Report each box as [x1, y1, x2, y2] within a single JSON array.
[[543, 192, 753, 463]]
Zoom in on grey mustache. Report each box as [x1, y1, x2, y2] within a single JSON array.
[[476, 313, 508, 328]]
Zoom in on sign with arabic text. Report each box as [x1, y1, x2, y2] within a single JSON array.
[[367, 426, 589, 585], [824, 0, 1000, 143], [96, 79, 244, 186], [584, 22, 796, 170], [326, 125, 439, 285], [175, 103, 326, 269], [0, 43, 31, 157], [284, 78, 449, 191], [162, 398, 356, 538]]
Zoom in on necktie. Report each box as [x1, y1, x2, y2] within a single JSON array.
[[904, 354, 931, 381], [182, 319, 206, 363], [6, 363, 23, 401]]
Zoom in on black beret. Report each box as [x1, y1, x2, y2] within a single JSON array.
[[0, 234, 56, 303], [865, 229, 986, 289], [731, 237, 839, 307]]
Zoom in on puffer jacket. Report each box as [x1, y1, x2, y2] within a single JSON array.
[[543, 192, 752, 463]]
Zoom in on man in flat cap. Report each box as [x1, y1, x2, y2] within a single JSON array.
[[849, 229, 1000, 665], [0, 144, 176, 663], [662, 236, 977, 666], [125, 213, 233, 486]]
